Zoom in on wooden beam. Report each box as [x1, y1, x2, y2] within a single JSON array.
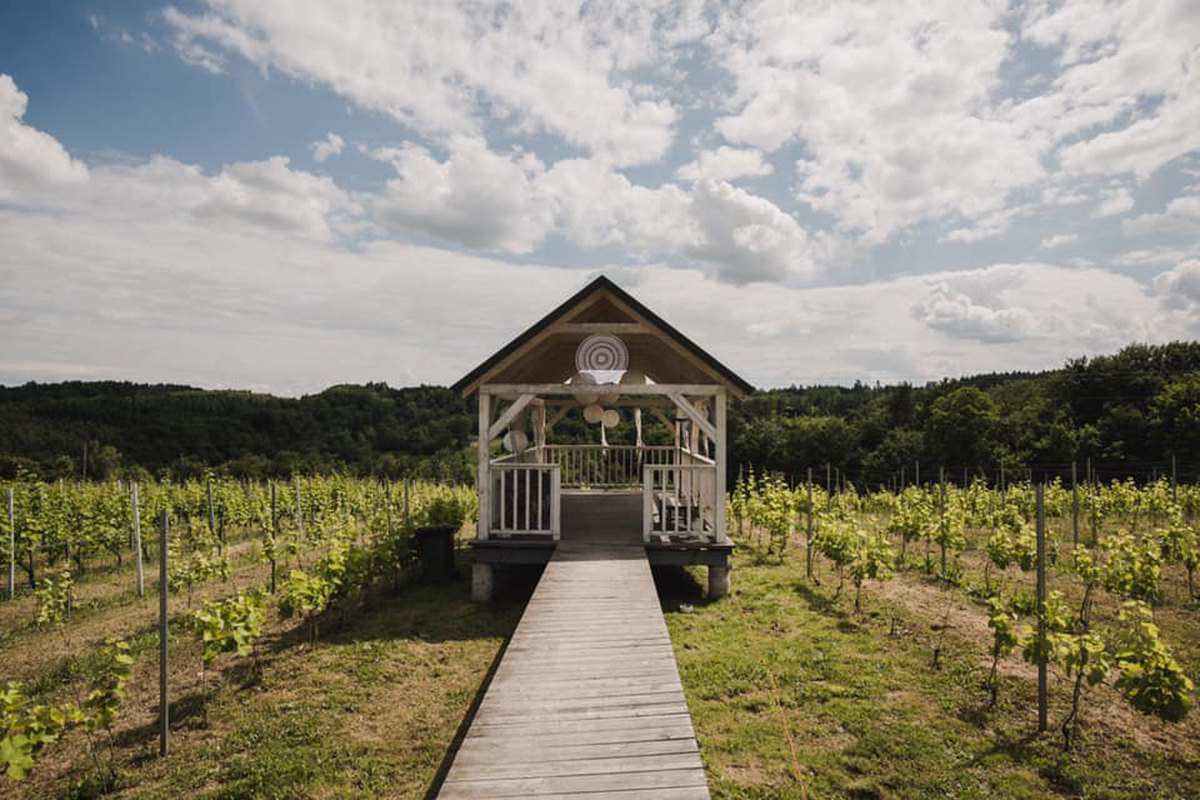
[[599, 290, 748, 399], [481, 383, 721, 397], [555, 322, 651, 334], [488, 394, 536, 440], [545, 401, 577, 431], [612, 398, 673, 408], [668, 393, 717, 441]]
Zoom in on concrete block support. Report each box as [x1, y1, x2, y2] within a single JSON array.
[[472, 562, 495, 603], [708, 564, 730, 600]]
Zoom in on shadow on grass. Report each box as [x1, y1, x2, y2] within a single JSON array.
[[111, 688, 214, 749], [794, 580, 851, 622], [651, 565, 707, 611], [420, 614, 515, 800]]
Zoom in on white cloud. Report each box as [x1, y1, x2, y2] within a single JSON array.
[[1122, 189, 1200, 237], [371, 137, 553, 253], [1095, 185, 1135, 218], [676, 146, 772, 182], [0, 74, 87, 199], [163, 1, 695, 166], [1154, 259, 1200, 312], [912, 281, 1039, 344], [710, 1, 1043, 243], [909, 263, 1161, 349], [1025, 0, 1200, 178], [1040, 233, 1080, 249], [703, 0, 1199, 245], [368, 140, 825, 282], [310, 132, 344, 163], [1112, 244, 1200, 268]]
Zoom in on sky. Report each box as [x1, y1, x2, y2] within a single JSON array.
[[1, 0, 1198, 396]]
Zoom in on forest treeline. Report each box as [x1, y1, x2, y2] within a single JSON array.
[[0, 341, 1197, 487]]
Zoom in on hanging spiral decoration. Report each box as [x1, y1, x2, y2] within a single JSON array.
[[575, 334, 628, 374]]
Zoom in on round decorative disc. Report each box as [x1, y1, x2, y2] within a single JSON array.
[[575, 334, 628, 373]]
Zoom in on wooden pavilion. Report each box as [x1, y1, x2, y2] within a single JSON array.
[[452, 275, 751, 601]]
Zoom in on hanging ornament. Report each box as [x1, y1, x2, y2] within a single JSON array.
[[576, 333, 629, 372], [602, 409, 620, 428], [573, 370, 600, 406], [502, 430, 528, 453], [583, 403, 605, 424]]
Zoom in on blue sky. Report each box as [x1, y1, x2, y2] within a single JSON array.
[[1, 1, 1198, 395]]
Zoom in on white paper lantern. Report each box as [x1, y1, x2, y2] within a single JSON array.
[[602, 409, 620, 428], [583, 404, 605, 424]]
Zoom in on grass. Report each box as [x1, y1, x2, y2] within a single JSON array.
[[6, 517, 1199, 799], [3, 545, 528, 800], [664, 536, 1200, 800]]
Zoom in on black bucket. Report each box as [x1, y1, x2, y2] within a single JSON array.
[[414, 525, 459, 582]]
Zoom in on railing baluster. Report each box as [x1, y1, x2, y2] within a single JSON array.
[[499, 469, 507, 533]]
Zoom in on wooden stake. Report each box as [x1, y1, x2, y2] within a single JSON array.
[[939, 467, 947, 578], [132, 483, 144, 597], [806, 467, 814, 581], [158, 510, 169, 757], [206, 477, 216, 536], [294, 475, 303, 539], [269, 483, 277, 595], [7, 488, 14, 600], [1071, 462, 1079, 549], [1036, 484, 1048, 733], [1171, 453, 1180, 503]]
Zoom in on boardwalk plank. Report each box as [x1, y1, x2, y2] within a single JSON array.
[[436, 534, 709, 799]]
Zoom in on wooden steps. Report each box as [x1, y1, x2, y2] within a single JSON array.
[[437, 539, 709, 799]]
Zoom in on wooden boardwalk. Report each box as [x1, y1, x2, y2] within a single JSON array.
[[438, 527, 709, 798]]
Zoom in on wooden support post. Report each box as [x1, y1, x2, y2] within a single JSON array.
[[715, 389, 727, 544], [478, 392, 492, 540], [472, 562, 494, 603], [1036, 483, 1048, 733], [158, 510, 169, 757], [132, 483, 144, 597], [708, 564, 729, 600]]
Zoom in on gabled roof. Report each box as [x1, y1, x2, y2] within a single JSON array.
[[452, 275, 754, 398]]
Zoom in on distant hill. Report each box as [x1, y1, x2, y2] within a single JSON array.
[[1, 341, 1198, 485]]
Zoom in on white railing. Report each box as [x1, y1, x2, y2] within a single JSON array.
[[543, 445, 676, 489], [643, 463, 717, 542], [490, 463, 561, 539]]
